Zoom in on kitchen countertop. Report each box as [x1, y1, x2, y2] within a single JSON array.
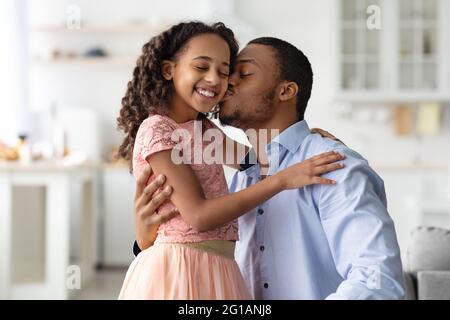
[[0, 160, 99, 172], [1, 160, 449, 172]]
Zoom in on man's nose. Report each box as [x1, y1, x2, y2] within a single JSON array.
[[227, 83, 235, 93], [228, 72, 239, 87]]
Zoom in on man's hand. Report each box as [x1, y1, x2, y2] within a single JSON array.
[[310, 128, 347, 146], [134, 164, 178, 251]]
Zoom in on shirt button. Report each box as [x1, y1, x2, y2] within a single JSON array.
[[260, 245, 265, 251], [257, 208, 264, 215], [264, 283, 269, 289]]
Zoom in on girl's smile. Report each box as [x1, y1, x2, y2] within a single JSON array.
[[195, 85, 218, 99]]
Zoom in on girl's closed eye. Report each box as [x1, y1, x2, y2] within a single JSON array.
[[219, 69, 230, 77], [194, 65, 209, 72], [195, 65, 229, 77]]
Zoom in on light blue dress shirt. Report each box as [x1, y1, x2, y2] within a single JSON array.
[[229, 120, 405, 300]]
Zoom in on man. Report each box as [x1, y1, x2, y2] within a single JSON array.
[[132, 37, 405, 299]]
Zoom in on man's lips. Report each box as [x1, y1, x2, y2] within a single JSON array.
[[222, 88, 234, 100], [225, 88, 233, 96]]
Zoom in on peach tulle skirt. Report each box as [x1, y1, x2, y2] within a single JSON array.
[[118, 241, 252, 300]]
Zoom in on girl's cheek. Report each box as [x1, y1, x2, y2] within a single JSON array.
[[220, 79, 228, 96], [218, 88, 227, 100]]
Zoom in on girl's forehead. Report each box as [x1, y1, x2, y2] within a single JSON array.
[[182, 34, 230, 57]]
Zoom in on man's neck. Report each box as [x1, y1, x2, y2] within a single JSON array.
[[246, 114, 301, 172]]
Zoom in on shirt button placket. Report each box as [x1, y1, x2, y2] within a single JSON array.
[[256, 205, 268, 295]]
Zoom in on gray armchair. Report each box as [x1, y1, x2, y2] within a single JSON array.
[[403, 226, 450, 300]]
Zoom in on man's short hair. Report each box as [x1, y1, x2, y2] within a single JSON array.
[[248, 37, 313, 120]]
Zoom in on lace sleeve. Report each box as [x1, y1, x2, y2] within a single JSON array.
[[137, 115, 178, 161]]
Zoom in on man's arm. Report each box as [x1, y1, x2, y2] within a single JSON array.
[[318, 147, 405, 300], [133, 164, 178, 255]]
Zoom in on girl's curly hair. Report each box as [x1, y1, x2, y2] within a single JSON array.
[[117, 21, 239, 171]]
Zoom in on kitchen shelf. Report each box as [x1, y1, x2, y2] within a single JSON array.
[[0, 160, 100, 172], [335, 91, 450, 103], [31, 56, 136, 67], [30, 24, 165, 34]]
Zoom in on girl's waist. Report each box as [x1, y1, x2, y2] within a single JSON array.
[[156, 240, 235, 260], [155, 221, 238, 244]]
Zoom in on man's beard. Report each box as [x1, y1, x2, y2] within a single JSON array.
[[219, 87, 276, 130], [218, 103, 240, 128]]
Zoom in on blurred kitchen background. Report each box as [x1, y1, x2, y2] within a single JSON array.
[[1, 0, 449, 299]]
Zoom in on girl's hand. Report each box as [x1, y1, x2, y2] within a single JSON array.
[[310, 128, 347, 146], [276, 151, 345, 190]]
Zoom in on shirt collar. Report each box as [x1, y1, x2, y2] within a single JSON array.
[[239, 120, 310, 172], [268, 120, 310, 155]]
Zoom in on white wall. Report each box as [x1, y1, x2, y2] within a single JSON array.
[[0, 0, 30, 145]]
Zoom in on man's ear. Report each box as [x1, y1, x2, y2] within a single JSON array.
[[161, 60, 175, 80], [278, 81, 298, 102]]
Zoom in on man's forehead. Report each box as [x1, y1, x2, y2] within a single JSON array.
[[236, 44, 274, 65]]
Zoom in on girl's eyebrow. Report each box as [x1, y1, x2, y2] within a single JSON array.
[[192, 56, 230, 67]]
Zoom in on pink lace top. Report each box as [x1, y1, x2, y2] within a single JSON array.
[[132, 114, 238, 243]]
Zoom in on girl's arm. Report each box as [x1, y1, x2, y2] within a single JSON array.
[[220, 128, 345, 170], [146, 150, 344, 232]]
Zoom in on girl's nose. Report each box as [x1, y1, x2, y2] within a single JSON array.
[[204, 70, 220, 85]]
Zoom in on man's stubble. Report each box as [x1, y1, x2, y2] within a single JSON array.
[[219, 86, 277, 131]]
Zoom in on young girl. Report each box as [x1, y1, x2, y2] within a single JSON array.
[[116, 21, 344, 299]]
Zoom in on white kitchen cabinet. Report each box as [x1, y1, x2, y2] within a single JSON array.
[[100, 165, 136, 267], [337, 0, 450, 102], [339, 0, 382, 91], [0, 162, 98, 299]]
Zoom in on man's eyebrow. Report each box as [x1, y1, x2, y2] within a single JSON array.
[[235, 58, 260, 67], [192, 56, 230, 67]]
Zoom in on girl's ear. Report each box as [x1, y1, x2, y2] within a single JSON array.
[[278, 81, 299, 102], [161, 60, 175, 80]]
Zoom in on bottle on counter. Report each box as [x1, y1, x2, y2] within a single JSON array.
[[16, 134, 31, 164], [50, 102, 67, 160]]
